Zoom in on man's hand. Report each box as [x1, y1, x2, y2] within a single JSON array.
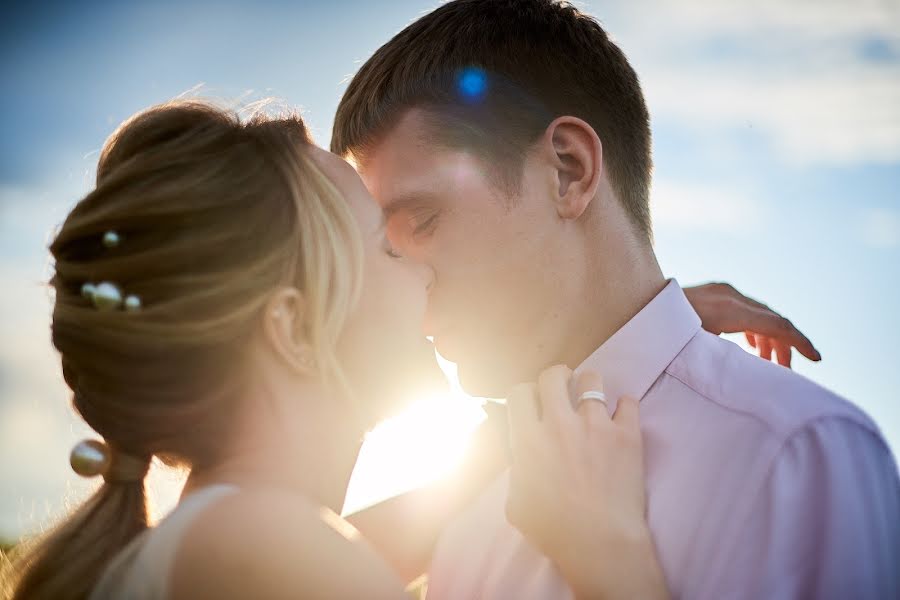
[[683, 282, 821, 368]]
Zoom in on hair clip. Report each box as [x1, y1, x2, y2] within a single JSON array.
[[69, 439, 150, 483], [80, 281, 142, 312], [70, 439, 111, 477]]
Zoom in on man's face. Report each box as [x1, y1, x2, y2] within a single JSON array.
[[357, 109, 579, 398]]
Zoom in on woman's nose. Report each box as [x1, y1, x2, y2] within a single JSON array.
[[417, 261, 435, 293], [399, 246, 434, 291]]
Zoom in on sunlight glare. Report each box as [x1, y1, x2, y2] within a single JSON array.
[[343, 392, 486, 515], [143, 352, 488, 522]]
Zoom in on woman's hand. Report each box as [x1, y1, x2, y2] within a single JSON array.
[[683, 282, 821, 368], [505, 365, 669, 600]]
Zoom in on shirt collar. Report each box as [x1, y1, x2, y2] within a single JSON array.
[[573, 279, 702, 410]]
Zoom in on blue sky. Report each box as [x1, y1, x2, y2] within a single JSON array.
[[1, 0, 898, 540]]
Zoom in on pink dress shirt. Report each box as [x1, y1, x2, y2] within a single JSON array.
[[427, 280, 900, 599]]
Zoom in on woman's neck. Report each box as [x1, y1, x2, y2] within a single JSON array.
[[183, 381, 365, 514]]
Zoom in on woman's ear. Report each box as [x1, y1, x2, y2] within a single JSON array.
[[262, 287, 317, 374], [543, 116, 603, 220]]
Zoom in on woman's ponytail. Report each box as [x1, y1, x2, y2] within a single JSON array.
[[2, 475, 149, 600]]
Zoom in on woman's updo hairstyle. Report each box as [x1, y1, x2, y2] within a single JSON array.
[[3, 99, 363, 600]]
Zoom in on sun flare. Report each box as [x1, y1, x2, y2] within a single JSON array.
[[343, 392, 486, 515], [145, 389, 488, 522]]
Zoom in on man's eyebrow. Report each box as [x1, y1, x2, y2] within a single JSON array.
[[382, 193, 439, 220]]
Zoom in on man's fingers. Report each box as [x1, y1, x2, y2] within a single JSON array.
[[745, 332, 757, 348]]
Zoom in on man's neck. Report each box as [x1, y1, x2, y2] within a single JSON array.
[[559, 239, 667, 370]]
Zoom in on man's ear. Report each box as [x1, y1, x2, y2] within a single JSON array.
[[262, 287, 317, 375], [543, 116, 603, 220]]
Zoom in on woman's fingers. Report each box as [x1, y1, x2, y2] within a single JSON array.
[[757, 335, 773, 362], [506, 382, 539, 453], [772, 339, 793, 368], [505, 379, 547, 536], [573, 369, 604, 404], [612, 395, 641, 433], [573, 369, 609, 425], [745, 331, 757, 348], [537, 365, 577, 430], [509, 367, 629, 449], [740, 307, 820, 362]]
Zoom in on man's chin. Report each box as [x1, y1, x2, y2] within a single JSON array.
[[455, 360, 522, 401]]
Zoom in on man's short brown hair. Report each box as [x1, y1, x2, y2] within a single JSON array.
[[331, 0, 653, 239]]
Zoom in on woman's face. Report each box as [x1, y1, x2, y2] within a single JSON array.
[[310, 148, 445, 424]]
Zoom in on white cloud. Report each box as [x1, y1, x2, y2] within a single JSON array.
[[629, 0, 899, 38], [650, 180, 766, 235], [601, 0, 900, 166], [643, 64, 900, 166], [860, 208, 900, 248]]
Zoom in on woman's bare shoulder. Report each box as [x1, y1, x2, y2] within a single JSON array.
[[169, 488, 409, 600]]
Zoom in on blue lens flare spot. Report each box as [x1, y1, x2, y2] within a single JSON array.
[[457, 67, 488, 103]]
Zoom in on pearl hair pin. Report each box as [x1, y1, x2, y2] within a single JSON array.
[[102, 230, 121, 248], [70, 439, 111, 477], [124, 295, 142, 312], [91, 282, 123, 310], [80, 230, 141, 312], [69, 439, 150, 483], [81, 281, 142, 312]]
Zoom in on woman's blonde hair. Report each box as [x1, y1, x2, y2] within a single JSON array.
[[1, 99, 363, 600]]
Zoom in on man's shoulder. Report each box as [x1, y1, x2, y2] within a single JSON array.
[[663, 330, 880, 443]]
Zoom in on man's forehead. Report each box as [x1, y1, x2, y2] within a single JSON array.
[[368, 151, 490, 217], [356, 108, 496, 211], [355, 120, 429, 198]]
